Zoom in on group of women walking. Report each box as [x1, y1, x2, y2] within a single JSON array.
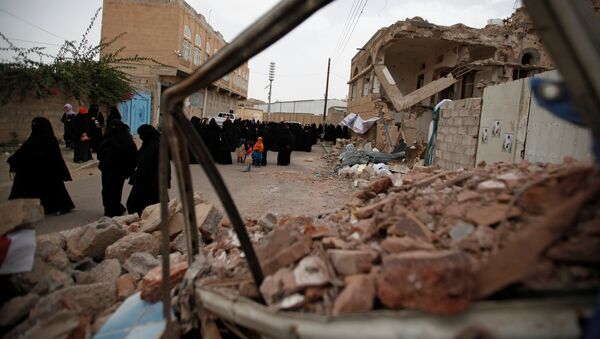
[[8, 104, 161, 218]]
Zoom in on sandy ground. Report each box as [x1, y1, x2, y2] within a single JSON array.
[[0, 145, 352, 234]]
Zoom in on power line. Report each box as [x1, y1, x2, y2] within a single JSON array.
[[335, 0, 364, 55], [0, 7, 67, 41], [333, 0, 359, 52], [1, 37, 63, 46], [338, 0, 369, 59]]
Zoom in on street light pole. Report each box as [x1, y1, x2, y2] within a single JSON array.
[[267, 62, 276, 122]]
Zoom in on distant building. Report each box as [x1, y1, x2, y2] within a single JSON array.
[[346, 7, 556, 147], [101, 0, 249, 127], [254, 99, 346, 116]]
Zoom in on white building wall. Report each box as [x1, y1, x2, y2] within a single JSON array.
[[255, 99, 346, 115]]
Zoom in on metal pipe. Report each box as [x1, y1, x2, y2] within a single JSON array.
[[195, 288, 590, 339], [159, 0, 334, 304]]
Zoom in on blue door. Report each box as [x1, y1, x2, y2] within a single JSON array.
[[119, 92, 152, 134]]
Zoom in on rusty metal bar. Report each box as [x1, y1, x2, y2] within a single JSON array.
[[158, 0, 335, 315]]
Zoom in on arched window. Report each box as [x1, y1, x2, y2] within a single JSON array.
[[182, 25, 192, 61], [195, 34, 202, 46], [193, 47, 201, 65], [182, 40, 191, 61], [521, 52, 533, 65]]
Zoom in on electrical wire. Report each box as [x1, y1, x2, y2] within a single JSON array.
[[0, 7, 67, 41], [333, 0, 359, 52], [335, 0, 364, 56], [337, 0, 369, 59]]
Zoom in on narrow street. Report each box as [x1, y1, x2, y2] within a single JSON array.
[[0, 145, 352, 234]]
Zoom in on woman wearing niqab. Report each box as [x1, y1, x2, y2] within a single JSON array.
[[8, 117, 75, 215], [97, 120, 137, 217], [126, 124, 161, 216]]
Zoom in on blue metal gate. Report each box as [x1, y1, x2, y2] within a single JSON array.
[[119, 91, 152, 134]]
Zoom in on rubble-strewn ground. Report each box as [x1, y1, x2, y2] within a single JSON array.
[[0, 145, 353, 234], [2, 140, 599, 338]]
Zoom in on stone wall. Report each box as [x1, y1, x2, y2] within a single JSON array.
[[0, 93, 78, 145], [434, 98, 482, 170]]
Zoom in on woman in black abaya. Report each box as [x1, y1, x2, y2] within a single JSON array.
[[127, 125, 161, 216], [277, 123, 294, 166], [72, 107, 93, 163], [97, 120, 137, 217], [8, 117, 75, 215]]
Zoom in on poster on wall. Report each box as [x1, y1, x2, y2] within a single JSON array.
[[503, 133, 513, 153], [481, 127, 489, 144], [493, 120, 501, 137]]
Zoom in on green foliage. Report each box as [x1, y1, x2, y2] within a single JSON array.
[[0, 8, 160, 105]]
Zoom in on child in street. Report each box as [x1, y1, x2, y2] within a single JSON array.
[[252, 137, 264, 168], [242, 141, 253, 172], [235, 142, 245, 163]]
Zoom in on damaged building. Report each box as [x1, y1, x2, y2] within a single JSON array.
[[347, 7, 554, 151]]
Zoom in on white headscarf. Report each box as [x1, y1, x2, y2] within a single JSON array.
[[64, 103, 76, 116]]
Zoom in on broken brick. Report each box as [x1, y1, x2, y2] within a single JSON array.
[[377, 251, 475, 314], [328, 249, 372, 275], [465, 204, 521, 226], [381, 236, 434, 253], [257, 224, 312, 275], [333, 274, 375, 315], [456, 191, 481, 203], [116, 273, 137, 301], [477, 180, 507, 192], [140, 261, 188, 302], [384, 214, 432, 241]]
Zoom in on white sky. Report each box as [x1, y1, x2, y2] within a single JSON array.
[[0, 0, 518, 102]]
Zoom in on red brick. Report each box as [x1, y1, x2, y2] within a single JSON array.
[[328, 250, 372, 276], [140, 261, 188, 302], [333, 274, 375, 315], [377, 251, 474, 314], [381, 237, 434, 253], [465, 204, 521, 226]]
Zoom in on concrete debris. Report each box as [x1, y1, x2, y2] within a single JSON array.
[[105, 232, 160, 263], [65, 217, 127, 261], [123, 252, 160, 277], [449, 222, 475, 241], [0, 293, 38, 327], [167, 160, 600, 320], [4, 159, 599, 336], [116, 273, 138, 301], [168, 202, 223, 239], [257, 212, 278, 231], [76, 258, 121, 285]]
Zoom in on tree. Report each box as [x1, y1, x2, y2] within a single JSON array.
[[0, 8, 160, 105]]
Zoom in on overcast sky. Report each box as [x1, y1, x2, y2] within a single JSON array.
[[0, 0, 518, 102]]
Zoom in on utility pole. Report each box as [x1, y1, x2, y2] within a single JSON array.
[[323, 58, 331, 124], [267, 62, 275, 122]]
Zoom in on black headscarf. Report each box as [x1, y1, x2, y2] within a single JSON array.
[[97, 120, 137, 177]]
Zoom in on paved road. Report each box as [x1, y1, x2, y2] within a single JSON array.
[[0, 146, 352, 234]]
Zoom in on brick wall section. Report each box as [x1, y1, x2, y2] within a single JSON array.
[[0, 94, 106, 145], [0, 94, 73, 144], [434, 98, 482, 170]]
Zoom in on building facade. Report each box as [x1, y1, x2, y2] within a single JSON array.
[[346, 7, 556, 149], [101, 0, 249, 126]]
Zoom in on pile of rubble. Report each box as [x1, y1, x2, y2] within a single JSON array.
[[181, 158, 599, 319], [2, 159, 599, 337], [327, 138, 425, 186], [0, 194, 224, 338]]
